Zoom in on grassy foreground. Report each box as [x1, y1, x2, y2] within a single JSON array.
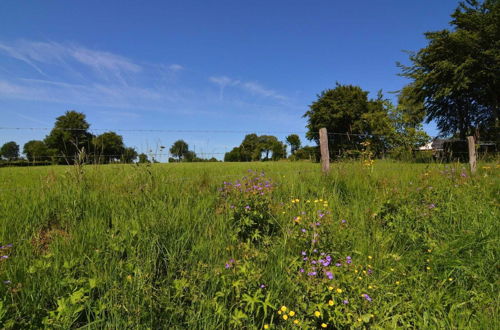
[[0, 161, 498, 329]]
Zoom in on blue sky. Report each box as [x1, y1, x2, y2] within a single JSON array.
[[0, 0, 460, 159]]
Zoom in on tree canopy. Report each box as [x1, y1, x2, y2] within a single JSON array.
[[92, 131, 126, 163], [23, 140, 52, 162], [224, 134, 287, 162], [169, 140, 189, 161], [399, 0, 500, 139], [44, 110, 93, 163], [1, 141, 20, 160], [286, 134, 301, 155]]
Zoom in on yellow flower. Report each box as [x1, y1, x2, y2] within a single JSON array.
[[328, 300, 334, 306], [328, 286, 334, 291], [362, 270, 367, 275], [448, 278, 453, 281], [295, 199, 300, 203], [281, 306, 287, 312], [289, 311, 295, 317], [264, 325, 269, 329], [283, 315, 288, 320], [336, 288, 343, 293], [314, 200, 318, 203], [278, 311, 282, 315], [354, 269, 358, 274], [395, 281, 400, 285], [321, 323, 328, 328], [314, 311, 321, 317], [427, 249, 432, 253], [426, 266, 431, 270], [368, 285, 373, 289], [293, 319, 299, 325], [358, 276, 362, 280], [319, 199, 323, 202], [126, 275, 132, 281], [357, 318, 362, 322], [390, 268, 395, 272], [368, 256, 373, 260]]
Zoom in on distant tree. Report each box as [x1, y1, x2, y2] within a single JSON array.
[[399, 0, 500, 139], [240, 134, 261, 161], [138, 153, 149, 163], [183, 150, 197, 162], [224, 147, 242, 162], [271, 140, 287, 160], [286, 134, 301, 155], [44, 110, 93, 164], [92, 131, 125, 163], [1, 141, 20, 160], [121, 147, 138, 163], [23, 140, 52, 162], [169, 140, 189, 161], [258, 135, 279, 160], [293, 146, 319, 161]]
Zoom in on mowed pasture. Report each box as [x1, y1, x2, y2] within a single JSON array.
[[0, 161, 498, 328]]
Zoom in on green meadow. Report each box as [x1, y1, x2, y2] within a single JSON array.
[[0, 161, 498, 329]]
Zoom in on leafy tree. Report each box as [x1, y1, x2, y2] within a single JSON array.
[[138, 153, 149, 163], [271, 140, 287, 160], [286, 134, 301, 155], [169, 140, 189, 161], [183, 150, 197, 162], [399, 0, 500, 139], [121, 147, 138, 163], [304, 83, 394, 157], [240, 134, 261, 161], [1, 141, 19, 160], [258, 135, 279, 160], [23, 140, 53, 162], [92, 131, 125, 163], [224, 147, 242, 162], [44, 111, 93, 164]]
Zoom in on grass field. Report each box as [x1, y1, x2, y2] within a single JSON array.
[[0, 161, 498, 329]]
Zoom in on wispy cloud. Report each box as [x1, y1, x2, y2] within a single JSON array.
[[240, 81, 287, 100], [209, 76, 240, 100], [168, 64, 184, 72], [0, 40, 141, 83], [209, 75, 286, 101]]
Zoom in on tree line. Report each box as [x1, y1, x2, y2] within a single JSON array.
[[0, 110, 222, 165]]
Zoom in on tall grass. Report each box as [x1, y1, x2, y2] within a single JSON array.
[[0, 161, 498, 328]]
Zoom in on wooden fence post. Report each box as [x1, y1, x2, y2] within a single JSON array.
[[467, 136, 476, 174], [319, 128, 330, 174]]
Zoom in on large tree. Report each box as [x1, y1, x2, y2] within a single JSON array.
[[400, 0, 500, 139], [44, 110, 93, 163], [23, 140, 52, 162], [169, 140, 189, 161], [1, 141, 20, 161], [304, 83, 394, 157], [92, 131, 125, 163]]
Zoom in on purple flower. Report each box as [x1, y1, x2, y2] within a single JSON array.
[[341, 219, 347, 224], [307, 271, 317, 276], [325, 271, 334, 280], [225, 263, 231, 269], [461, 172, 467, 178], [229, 259, 235, 263], [230, 205, 235, 209], [368, 269, 373, 275], [244, 205, 251, 210], [428, 204, 436, 209], [301, 228, 307, 233], [260, 284, 266, 288], [303, 257, 308, 261], [1, 256, 8, 259], [335, 263, 342, 267], [346, 256, 352, 264], [326, 255, 332, 261], [362, 294, 372, 302], [311, 260, 317, 264], [301, 251, 307, 256], [313, 249, 318, 253], [343, 299, 349, 304], [318, 213, 325, 218], [299, 268, 305, 273], [316, 222, 321, 226], [323, 260, 331, 267]]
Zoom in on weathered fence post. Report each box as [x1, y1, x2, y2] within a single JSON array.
[[319, 128, 330, 174], [467, 136, 476, 174]]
